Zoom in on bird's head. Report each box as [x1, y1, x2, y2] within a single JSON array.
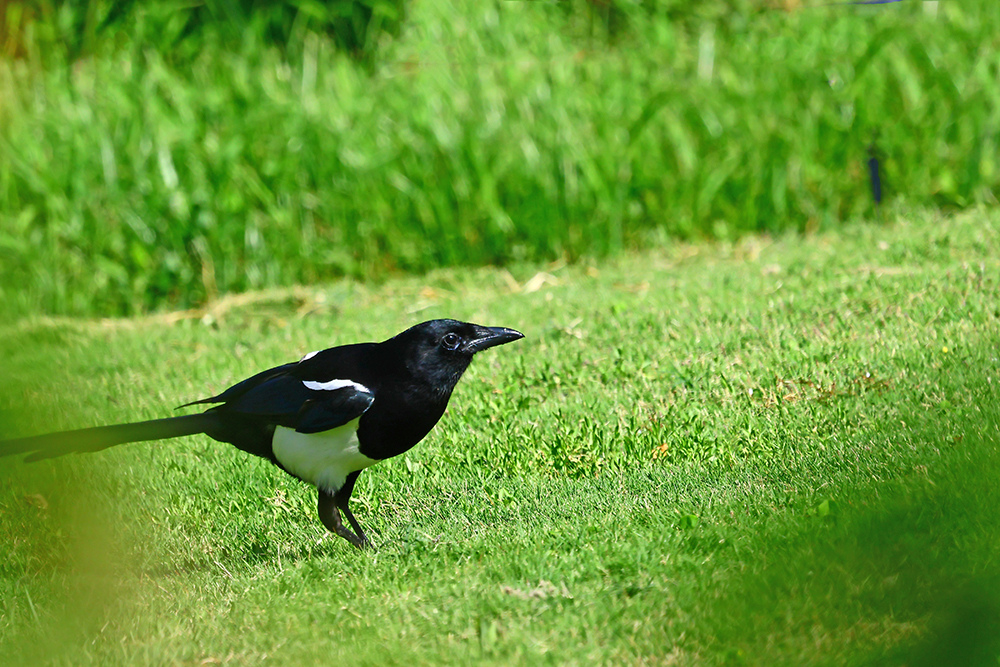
[[388, 319, 524, 392]]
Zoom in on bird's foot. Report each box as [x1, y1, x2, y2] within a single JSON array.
[[334, 526, 371, 550]]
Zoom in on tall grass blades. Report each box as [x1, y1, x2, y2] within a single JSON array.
[[0, 0, 997, 316]]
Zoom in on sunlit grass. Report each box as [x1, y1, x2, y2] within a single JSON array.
[[1, 208, 997, 664]]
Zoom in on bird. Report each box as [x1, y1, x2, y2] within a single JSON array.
[[0, 319, 523, 549]]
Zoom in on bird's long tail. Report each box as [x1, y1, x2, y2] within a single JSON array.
[[0, 413, 219, 462]]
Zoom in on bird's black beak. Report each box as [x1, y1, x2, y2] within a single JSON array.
[[467, 326, 524, 353]]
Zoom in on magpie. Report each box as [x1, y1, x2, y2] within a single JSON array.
[[0, 319, 523, 549]]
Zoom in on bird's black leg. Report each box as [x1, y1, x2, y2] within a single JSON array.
[[317, 488, 368, 549], [317, 471, 371, 549], [337, 499, 368, 547], [336, 470, 370, 548]]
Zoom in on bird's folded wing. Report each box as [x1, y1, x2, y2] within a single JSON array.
[[294, 392, 374, 434], [222, 374, 374, 433], [177, 362, 299, 408]]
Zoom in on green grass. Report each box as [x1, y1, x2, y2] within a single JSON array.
[[1, 0, 998, 315], [1, 207, 998, 665]]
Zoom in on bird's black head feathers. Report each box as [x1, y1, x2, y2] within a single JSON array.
[[386, 319, 523, 391]]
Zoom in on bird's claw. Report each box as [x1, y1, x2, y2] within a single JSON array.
[[335, 526, 371, 550]]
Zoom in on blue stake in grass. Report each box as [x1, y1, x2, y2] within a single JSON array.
[[867, 143, 882, 206], [820, 0, 908, 5]]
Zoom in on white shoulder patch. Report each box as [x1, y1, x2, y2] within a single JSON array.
[[303, 378, 371, 393], [299, 350, 320, 362]]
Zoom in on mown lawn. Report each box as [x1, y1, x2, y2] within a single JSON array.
[[1, 207, 998, 665]]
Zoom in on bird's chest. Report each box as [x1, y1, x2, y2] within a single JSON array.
[[271, 419, 378, 493], [356, 389, 450, 460]]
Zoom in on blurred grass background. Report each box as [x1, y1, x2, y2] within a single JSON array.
[[0, 0, 996, 317]]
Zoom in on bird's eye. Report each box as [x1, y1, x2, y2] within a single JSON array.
[[441, 332, 462, 351]]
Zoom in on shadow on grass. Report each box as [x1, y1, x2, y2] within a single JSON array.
[[704, 379, 1000, 666]]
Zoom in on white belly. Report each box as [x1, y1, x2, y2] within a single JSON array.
[[271, 419, 378, 493]]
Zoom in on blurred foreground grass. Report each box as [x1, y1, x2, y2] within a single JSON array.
[[1, 0, 997, 315], [0, 208, 997, 664]]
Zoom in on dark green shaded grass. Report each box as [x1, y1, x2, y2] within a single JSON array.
[[1, 1, 998, 315], [0, 208, 998, 664]]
